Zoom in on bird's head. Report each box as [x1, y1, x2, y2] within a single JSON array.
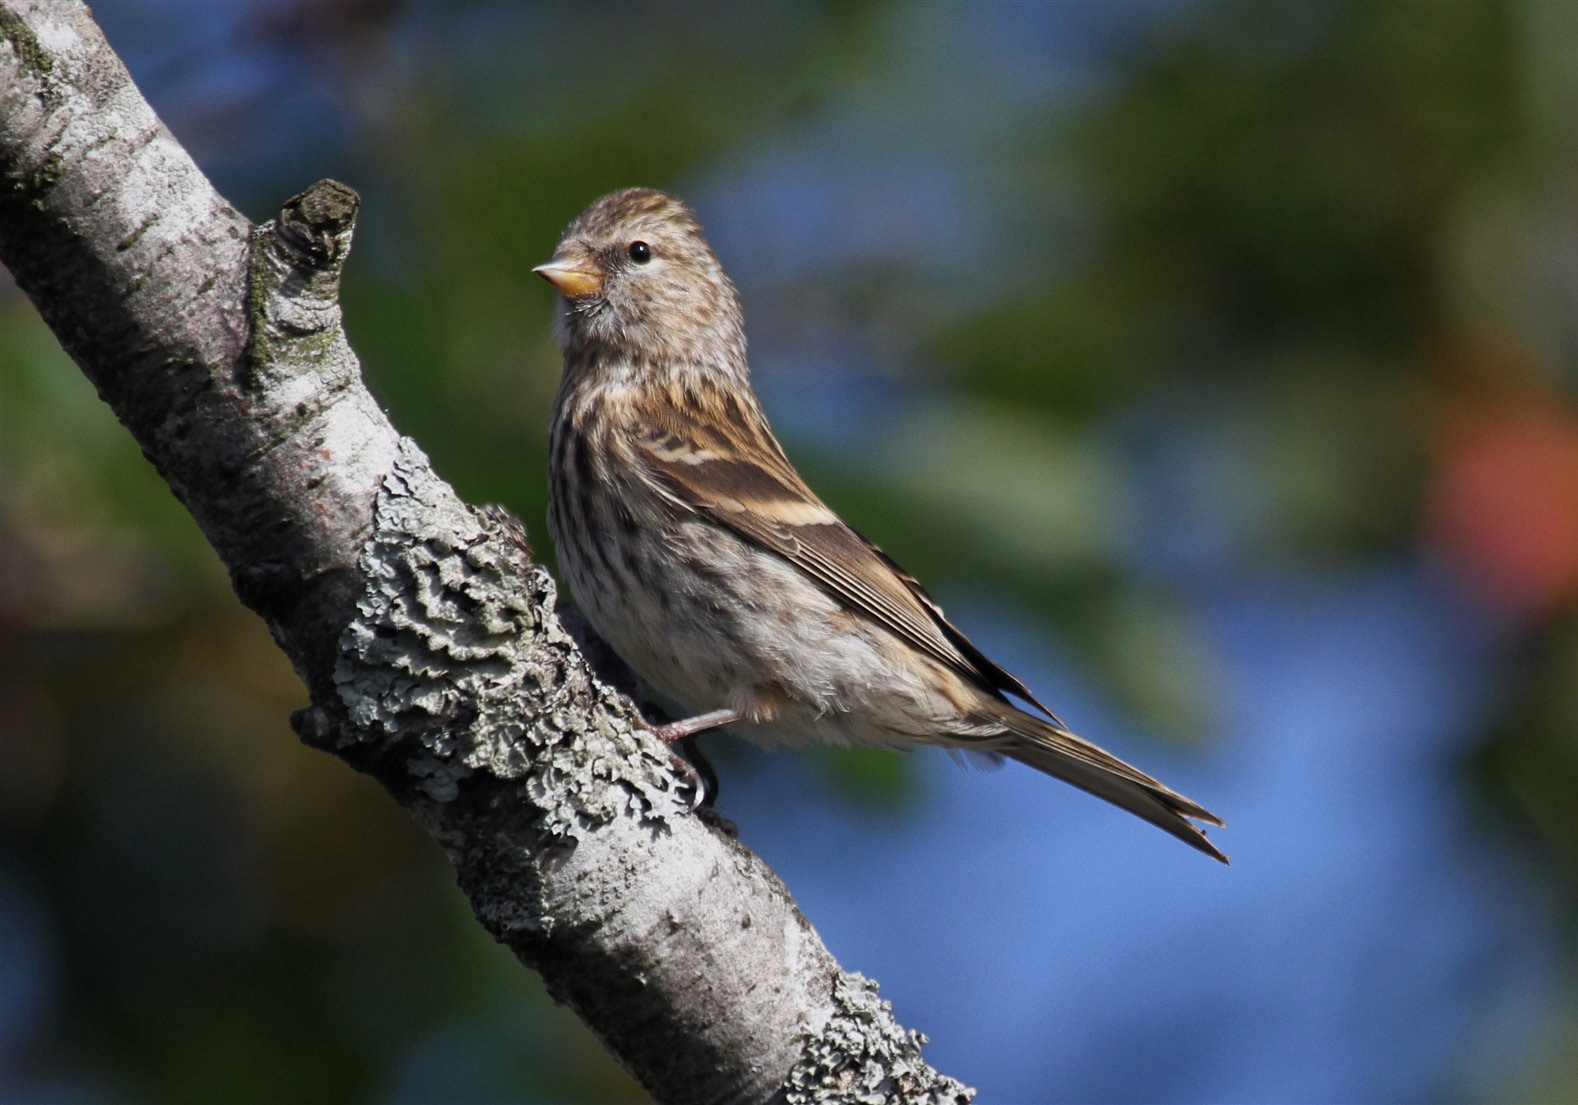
[[536, 188, 747, 380]]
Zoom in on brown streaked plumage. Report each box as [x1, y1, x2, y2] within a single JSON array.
[[537, 187, 1228, 863]]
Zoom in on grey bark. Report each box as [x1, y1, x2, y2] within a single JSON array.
[[0, 3, 975, 1103]]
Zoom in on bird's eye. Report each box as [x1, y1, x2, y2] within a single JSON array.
[[628, 241, 652, 264]]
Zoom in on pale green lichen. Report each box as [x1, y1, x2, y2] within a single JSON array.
[[785, 974, 975, 1105], [331, 440, 687, 837]]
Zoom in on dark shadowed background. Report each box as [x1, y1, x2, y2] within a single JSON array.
[[4, 1, 1577, 1101]]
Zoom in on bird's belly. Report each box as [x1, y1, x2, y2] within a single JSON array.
[[556, 511, 957, 749]]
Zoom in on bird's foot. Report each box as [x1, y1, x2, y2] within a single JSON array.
[[664, 733, 722, 813]]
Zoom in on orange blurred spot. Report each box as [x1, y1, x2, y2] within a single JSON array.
[[1427, 395, 1578, 618]]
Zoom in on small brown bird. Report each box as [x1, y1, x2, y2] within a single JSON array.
[[536, 187, 1227, 863]]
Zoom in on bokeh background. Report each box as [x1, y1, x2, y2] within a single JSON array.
[[4, 0, 1578, 1101]]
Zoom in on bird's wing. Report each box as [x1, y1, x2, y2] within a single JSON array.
[[628, 404, 1060, 719]]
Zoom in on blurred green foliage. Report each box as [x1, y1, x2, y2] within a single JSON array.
[[7, 0, 1578, 1100]]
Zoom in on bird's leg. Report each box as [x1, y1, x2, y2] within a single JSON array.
[[651, 707, 740, 743]]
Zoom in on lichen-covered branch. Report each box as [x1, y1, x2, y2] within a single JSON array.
[[0, 2, 974, 1102]]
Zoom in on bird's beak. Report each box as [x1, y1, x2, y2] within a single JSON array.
[[533, 255, 605, 298]]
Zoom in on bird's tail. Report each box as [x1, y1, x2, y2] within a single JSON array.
[[986, 704, 1229, 864]]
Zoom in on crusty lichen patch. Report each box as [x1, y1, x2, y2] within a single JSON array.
[[332, 439, 689, 838], [785, 974, 975, 1104]]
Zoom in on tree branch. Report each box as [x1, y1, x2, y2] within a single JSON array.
[[0, 3, 973, 1102]]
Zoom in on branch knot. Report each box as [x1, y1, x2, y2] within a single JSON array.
[[277, 178, 360, 268], [243, 180, 361, 389]]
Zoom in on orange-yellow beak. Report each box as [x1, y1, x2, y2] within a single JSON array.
[[533, 255, 605, 298]]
